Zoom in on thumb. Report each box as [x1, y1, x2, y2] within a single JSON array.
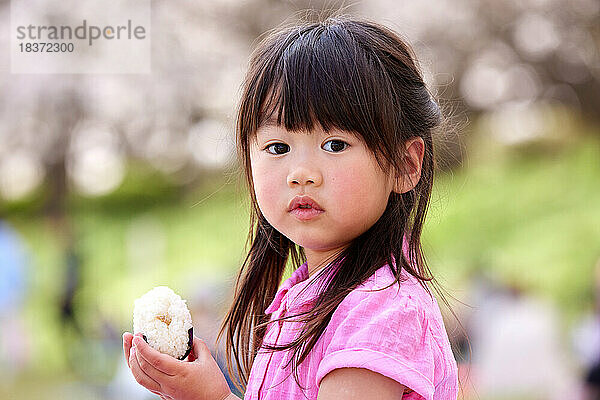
[[187, 335, 210, 362]]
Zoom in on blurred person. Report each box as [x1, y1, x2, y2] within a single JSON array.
[[58, 237, 86, 375], [0, 218, 31, 381], [572, 258, 600, 400], [58, 229, 122, 383], [188, 281, 242, 397], [60, 240, 82, 332], [123, 16, 460, 400], [467, 272, 579, 400], [443, 279, 475, 399]]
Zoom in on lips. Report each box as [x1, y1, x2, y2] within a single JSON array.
[[287, 195, 324, 212]]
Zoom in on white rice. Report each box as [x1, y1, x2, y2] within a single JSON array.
[[133, 286, 193, 359]]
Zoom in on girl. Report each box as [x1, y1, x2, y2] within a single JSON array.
[[124, 16, 460, 400]]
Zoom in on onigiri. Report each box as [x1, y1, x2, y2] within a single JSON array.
[[133, 286, 193, 360]]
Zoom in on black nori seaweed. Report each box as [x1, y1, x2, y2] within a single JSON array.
[[178, 327, 194, 360]]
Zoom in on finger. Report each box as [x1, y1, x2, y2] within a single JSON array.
[[150, 388, 174, 400], [189, 335, 210, 362], [133, 335, 178, 376], [123, 332, 134, 368], [150, 389, 173, 400], [129, 344, 162, 393], [135, 345, 174, 384], [149, 389, 170, 399]]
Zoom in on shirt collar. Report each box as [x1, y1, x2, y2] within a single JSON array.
[[264, 262, 309, 314], [265, 260, 340, 314]]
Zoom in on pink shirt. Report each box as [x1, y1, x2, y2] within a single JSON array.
[[244, 261, 459, 400]]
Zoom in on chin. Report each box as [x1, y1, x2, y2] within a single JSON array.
[[284, 234, 324, 250], [293, 237, 342, 253]]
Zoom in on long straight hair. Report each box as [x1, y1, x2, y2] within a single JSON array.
[[217, 16, 464, 395]]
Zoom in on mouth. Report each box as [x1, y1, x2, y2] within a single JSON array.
[[288, 195, 325, 221], [287, 195, 324, 212]]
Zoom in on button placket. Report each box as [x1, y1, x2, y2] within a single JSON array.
[[253, 263, 319, 399], [258, 296, 287, 400]]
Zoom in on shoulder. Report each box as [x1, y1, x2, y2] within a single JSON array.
[[323, 264, 437, 355], [317, 266, 442, 399]]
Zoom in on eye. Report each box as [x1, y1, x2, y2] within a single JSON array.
[[265, 142, 290, 155], [322, 139, 349, 153]]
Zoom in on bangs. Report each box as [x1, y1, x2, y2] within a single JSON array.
[[244, 21, 398, 150]]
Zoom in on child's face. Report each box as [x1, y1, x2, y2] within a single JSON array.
[[250, 121, 397, 271]]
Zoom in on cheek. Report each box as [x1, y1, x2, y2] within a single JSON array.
[[328, 165, 373, 209], [251, 160, 282, 215], [328, 160, 390, 218], [328, 168, 363, 201]]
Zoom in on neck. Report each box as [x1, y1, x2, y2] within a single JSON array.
[[303, 244, 348, 278]]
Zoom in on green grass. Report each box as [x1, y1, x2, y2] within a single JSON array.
[[2, 135, 599, 393], [6, 173, 251, 379], [423, 137, 600, 324]]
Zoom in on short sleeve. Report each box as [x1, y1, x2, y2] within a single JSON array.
[[316, 287, 436, 400]]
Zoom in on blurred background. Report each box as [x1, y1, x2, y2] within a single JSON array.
[[1, 0, 599, 399]]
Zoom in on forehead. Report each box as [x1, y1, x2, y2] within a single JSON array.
[[257, 116, 284, 131], [256, 117, 310, 135]]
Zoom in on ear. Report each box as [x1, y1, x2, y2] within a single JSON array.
[[392, 137, 425, 194]]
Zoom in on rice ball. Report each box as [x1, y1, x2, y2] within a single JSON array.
[[133, 286, 193, 360]]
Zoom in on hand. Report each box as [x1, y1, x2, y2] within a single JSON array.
[[123, 332, 233, 400]]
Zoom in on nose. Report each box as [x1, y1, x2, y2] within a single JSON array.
[[287, 165, 323, 188]]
